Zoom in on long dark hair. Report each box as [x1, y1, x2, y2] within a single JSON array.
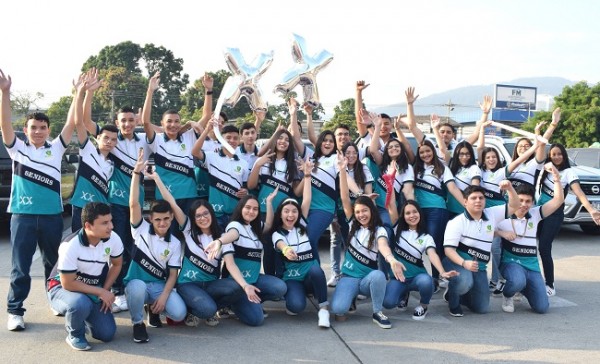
[[312, 130, 336, 171], [271, 198, 306, 236], [188, 199, 221, 247], [230, 195, 262, 240], [479, 147, 502, 172], [397, 200, 427, 236], [539, 143, 571, 193], [449, 141, 476, 175], [342, 142, 367, 189], [511, 137, 534, 162], [380, 138, 409, 176], [268, 129, 299, 183], [348, 196, 383, 250], [414, 139, 445, 179]]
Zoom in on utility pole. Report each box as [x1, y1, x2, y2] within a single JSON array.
[[442, 99, 456, 124], [109, 91, 115, 122]]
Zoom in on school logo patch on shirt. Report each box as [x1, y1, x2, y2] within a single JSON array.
[[45, 150, 52, 158], [180, 144, 186, 151], [486, 225, 493, 232], [417, 238, 424, 245], [160, 249, 171, 261], [527, 222, 534, 230], [103, 247, 111, 262]]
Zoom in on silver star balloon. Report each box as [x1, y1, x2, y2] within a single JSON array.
[[219, 48, 274, 112], [274, 34, 334, 107]]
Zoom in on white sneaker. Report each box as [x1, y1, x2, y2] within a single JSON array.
[[318, 309, 330, 328], [112, 295, 128, 313], [7, 314, 25, 331], [514, 292, 523, 302], [356, 294, 368, 300], [546, 285, 556, 297], [502, 296, 515, 313], [327, 275, 340, 287]]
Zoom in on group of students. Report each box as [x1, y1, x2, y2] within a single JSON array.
[[2, 68, 600, 352]]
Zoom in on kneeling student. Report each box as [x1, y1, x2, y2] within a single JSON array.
[[48, 202, 124, 351]]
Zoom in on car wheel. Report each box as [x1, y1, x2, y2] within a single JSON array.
[[580, 224, 600, 235]]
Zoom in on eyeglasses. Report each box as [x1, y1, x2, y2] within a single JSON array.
[[458, 153, 471, 157], [518, 144, 532, 149], [194, 211, 211, 220], [335, 132, 350, 137]]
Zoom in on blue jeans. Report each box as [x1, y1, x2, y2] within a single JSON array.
[[329, 212, 348, 277], [177, 279, 244, 319], [261, 212, 283, 277], [383, 273, 434, 309], [538, 205, 564, 288], [71, 205, 83, 232], [285, 264, 329, 314], [307, 209, 334, 263], [423, 208, 449, 279], [110, 204, 133, 296], [443, 257, 490, 314], [124, 279, 187, 324], [490, 236, 503, 283], [231, 275, 287, 326], [377, 207, 393, 278], [501, 263, 549, 314], [8, 213, 63, 316], [330, 270, 387, 315], [49, 287, 116, 342]]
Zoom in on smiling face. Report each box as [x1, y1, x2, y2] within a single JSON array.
[[458, 147, 471, 166], [281, 203, 299, 230], [345, 145, 358, 166], [516, 139, 532, 157], [24, 119, 50, 148], [379, 117, 392, 138], [438, 125, 455, 145], [320, 134, 335, 155], [354, 203, 372, 227], [386, 140, 402, 159], [464, 191, 485, 215], [242, 199, 260, 224], [335, 127, 350, 151], [223, 132, 240, 150], [403, 204, 420, 230], [194, 205, 213, 234], [516, 194, 534, 218], [161, 113, 181, 139], [116, 112, 136, 137], [275, 132, 290, 154], [418, 144, 435, 165], [484, 149, 499, 170], [549, 146, 564, 166]]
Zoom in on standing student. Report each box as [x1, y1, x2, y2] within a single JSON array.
[[442, 184, 519, 317], [330, 154, 405, 329], [272, 159, 331, 328], [48, 202, 123, 351], [536, 144, 600, 296], [1, 69, 76, 331], [124, 150, 187, 343], [495, 166, 564, 314], [383, 197, 458, 320], [447, 141, 481, 217]]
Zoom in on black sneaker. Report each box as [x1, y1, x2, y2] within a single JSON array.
[[372, 311, 392, 329], [133, 323, 149, 343], [449, 306, 464, 317], [412, 305, 428, 321], [397, 294, 409, 312], [492, 280, 505, 297], [145, 304, 162, 328]]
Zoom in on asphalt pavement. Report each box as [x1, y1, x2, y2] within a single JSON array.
[[0, 221, 599, 364]]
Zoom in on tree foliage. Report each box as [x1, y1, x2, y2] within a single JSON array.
[[322, 98, 358, 139], [522, 81, 600, 147], [46, 96, 72, 137]]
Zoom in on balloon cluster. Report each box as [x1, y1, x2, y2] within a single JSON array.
[[216, 33, 333, 113]]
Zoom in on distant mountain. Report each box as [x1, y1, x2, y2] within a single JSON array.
[[374, 77, 576, 123]]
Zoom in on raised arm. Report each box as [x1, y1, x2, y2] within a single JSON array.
[[257, 124, 284, 157], [146, 170, 186, 226], [82, 68, 103, 136], [500, 180, 519, 216], [465, 95, 493, 146], [507, 138, 541, 174], [60, 74, 84, 144], [288, 98, 305, 156], [301, 159, 314, 218], [0, 69, 14, 145], [540, 165, 565, 218], [569, 178, 600, 225], [368, 112, 384, 165], [142, 72, 160, 141], [337, 153, 353, 220], [355, 81, 370, 137], [263, 186, 279, 233], [303, 102, 317, 146], [542, 107, 561, 143], [247, 150, 274, 190], [405, 87, 425, 144], [386, 175, 399, 226], [430, 115, 449, 163], [534, 120, 549, 163], [394, 117, 415, 163], [74, 75, 88, 145], [191, 121, 214, 161], [129, 149, 145, 226], [197, 73, 214, 127]]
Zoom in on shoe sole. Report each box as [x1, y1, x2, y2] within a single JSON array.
[[449, 309, 463, 317], [133, 338, 149, 343], [372, 319, 392, 329], [8, 325, 25, 331], [65, 337, 91, 351], [413, 313, 427, 321], [318, 322, 331, 328], [502, 307, 515, 313]]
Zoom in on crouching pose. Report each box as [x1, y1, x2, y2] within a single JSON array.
[[496, 165, 564, 314], [124, 150, 187, 343], [48, 202, 123, 351]]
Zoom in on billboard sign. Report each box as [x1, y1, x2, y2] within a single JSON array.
[[494, 84, 537, 110]]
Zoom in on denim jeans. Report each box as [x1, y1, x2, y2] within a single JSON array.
[[177, 279, 244, 319], [307, 209, 334, 263], [377, 207, 393, 278], [501, 263, 549, 314], [330, 270, 387, 315], [442, 257, 490, 314], [49, 287, 116, 342], [538, 205, 564, 288], [285, 264, 329, 314], [261, 212, 283, 277], [125, 279, 187, 324], [8, 213, 63, 316], [491, 236, 503, 283], [383, 273, 434, 309], [110, 204, 133, 296], [231, 274, 287, 326], [423, 208, 449, 279], [71, 205, 83, 232], [329, 212, 348, 277]]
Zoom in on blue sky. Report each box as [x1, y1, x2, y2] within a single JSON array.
[[2, 0, 599, 114]]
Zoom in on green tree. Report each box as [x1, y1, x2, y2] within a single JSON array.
[[46, 96, 73, 138], [322, 98, 358, 139], [522, 81, 600, 147]]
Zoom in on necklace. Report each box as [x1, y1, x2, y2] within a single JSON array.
[[283, 228, 300, 252], [243, 224, 260, 248], [510, 216, 528, 238]]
